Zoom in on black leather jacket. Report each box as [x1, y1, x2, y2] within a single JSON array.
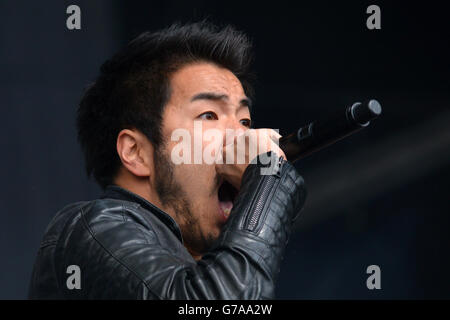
[[28, 157, 306, 299]]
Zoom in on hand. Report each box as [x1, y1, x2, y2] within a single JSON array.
[[215, 128, 286, 190]]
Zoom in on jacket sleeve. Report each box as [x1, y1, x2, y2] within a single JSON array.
[[58, 154, 307, 299]]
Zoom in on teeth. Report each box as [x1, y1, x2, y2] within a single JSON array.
[[223, 207, 231, 218], [219, 200, 233, 220]]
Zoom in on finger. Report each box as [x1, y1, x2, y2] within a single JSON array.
[[268, 139, 286, 160]]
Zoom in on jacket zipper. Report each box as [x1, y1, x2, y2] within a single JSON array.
[[244, 160, 283, 231]]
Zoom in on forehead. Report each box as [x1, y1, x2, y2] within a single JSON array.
[[169, 62, 245, 100]]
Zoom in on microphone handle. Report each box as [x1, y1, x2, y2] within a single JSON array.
[[279, 100, 382, 162]]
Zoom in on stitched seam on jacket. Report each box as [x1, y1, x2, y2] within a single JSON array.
[[182, 249, 260, 299], [239, 250, 266, 299], [40, 240, 57, 248], [79, 206, 163, 299], [122, 204, 151, 246], [225, 232, 274, 278], [121, 204, 127, 222], [135, 204, 166, 249], [217, 231, 275, 299], [190, 228, 273, 299]]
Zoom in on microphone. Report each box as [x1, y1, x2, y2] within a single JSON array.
[[279, 99, 382, 162]]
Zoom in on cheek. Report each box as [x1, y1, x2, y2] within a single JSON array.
[[172, 163, 217, 196]]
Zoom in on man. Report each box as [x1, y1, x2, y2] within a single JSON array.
[[29, 22, 307, 299]]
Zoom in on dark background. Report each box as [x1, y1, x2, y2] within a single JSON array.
[[1, 0, 449, 299]]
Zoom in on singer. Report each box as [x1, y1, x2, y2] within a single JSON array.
[[28, 22, 307, 299]]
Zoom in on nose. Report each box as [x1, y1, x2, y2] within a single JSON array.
[[222, 116, 247, 145]]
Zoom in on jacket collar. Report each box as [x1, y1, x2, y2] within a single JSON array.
[[100, 185, 183, 243]]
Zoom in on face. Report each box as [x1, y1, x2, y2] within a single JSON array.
[[153, 62, 251, 258]]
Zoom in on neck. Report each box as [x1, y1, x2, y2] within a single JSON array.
[[187, 249, 203, 261]]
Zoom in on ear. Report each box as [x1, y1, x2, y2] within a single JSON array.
[[116, 129, 153, 177]]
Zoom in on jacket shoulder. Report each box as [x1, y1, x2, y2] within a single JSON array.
[[55, 198, 157, 250], [52, 198, 163, 298]]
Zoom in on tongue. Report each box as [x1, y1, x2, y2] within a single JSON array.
[[219, 201, 233, 218]]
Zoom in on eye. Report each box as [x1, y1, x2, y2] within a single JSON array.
[[198, 111, 218, 121], [240, 118, 251, 128]]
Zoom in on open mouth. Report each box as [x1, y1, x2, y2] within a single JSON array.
[[217, 180, 238, 222]]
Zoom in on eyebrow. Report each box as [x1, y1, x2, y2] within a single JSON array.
[[190, 92, 252, 109]]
